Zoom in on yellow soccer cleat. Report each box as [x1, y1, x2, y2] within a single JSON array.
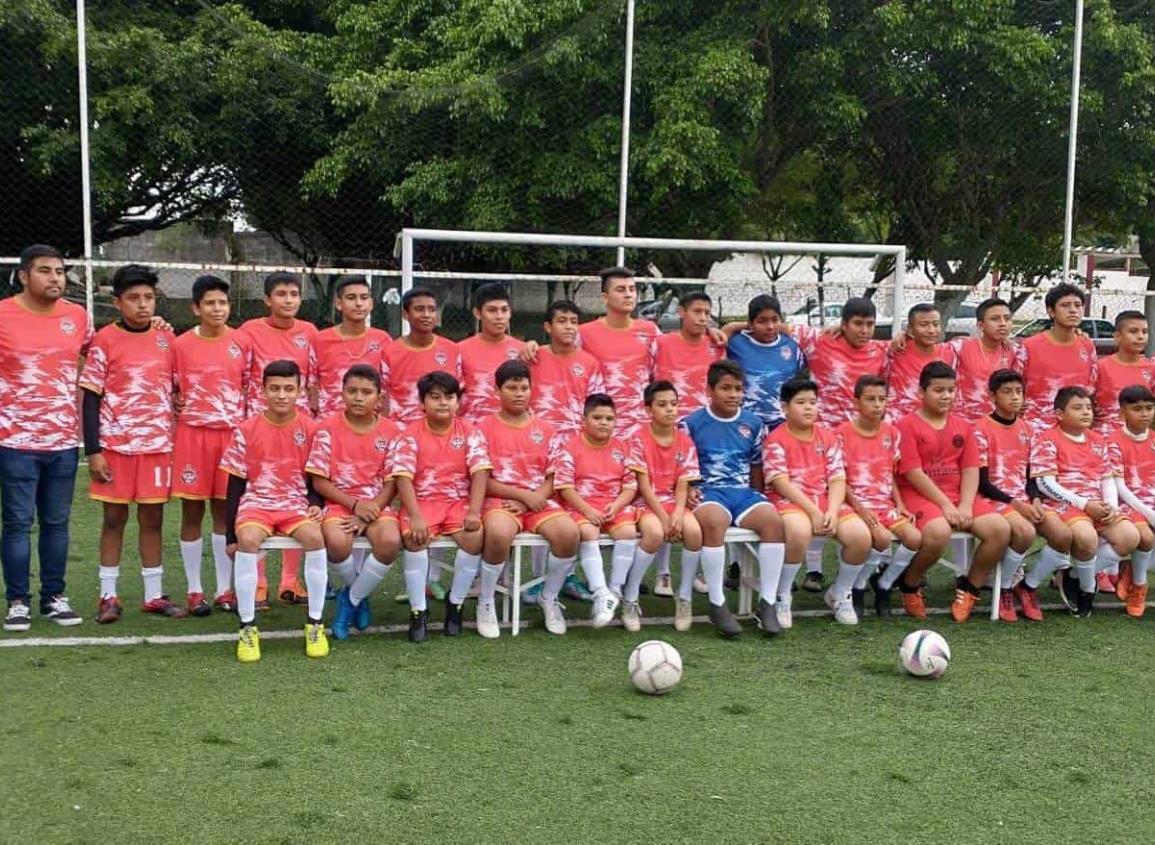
[[236, 625, 261, 663], [304, 622, 330, 658]]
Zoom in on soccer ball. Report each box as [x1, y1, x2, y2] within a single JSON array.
[[899, 630, 951, 679], [628, 640, 683, 695]]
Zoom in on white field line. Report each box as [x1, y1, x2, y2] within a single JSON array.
[[0, 601, 1135, 649]]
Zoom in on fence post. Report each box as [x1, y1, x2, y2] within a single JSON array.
[[76, 0, 95, 319]]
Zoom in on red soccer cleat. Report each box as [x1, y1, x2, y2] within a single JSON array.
[[1115, 562, 1133, 602], [213, 590, 237, 612], [96, 596, 123, 625], [141, 596, 188, 618], [997, 591, 1018, 623], [950, 588, 979, 623], [901, 589, 927, 620], [1125, 583, 1148, 619], [186, 592, 211, 617], [1012, 582, 1044, 622]]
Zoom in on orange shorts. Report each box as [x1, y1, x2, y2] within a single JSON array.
[[171, 423, 231, 501], [903, 492, 1000, 531], [867, 507, 912, 532], [236, 508, 314, 537], [400, 499, 468, 538], [482, 497, 566, 533], [1047, 504, 1126, 527], [89, 451, 171, 504], [562, 497, 638, 531], [773, 493, 856, 523], [322, 502, 399, 526]]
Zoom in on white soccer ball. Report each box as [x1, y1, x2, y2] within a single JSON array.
[[899, 629, 951, 679], [628, 640, 683, 695]]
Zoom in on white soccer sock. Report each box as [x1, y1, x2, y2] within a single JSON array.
[[1095, 541, 1123, 574], [349, 555, 391, 606], [428, 546, 447, 582], [579, 541, 608, 593], [304, 549, 327, 621], [531, 546, 548, 578], [542, 554, 575, 601], [1025, 546, 1069, 590], [331, 556, 357, 588], [624, 547, 657, 602], [234, 551, 258, 624], [701, 545, 727, 606], [854, 550, 884, 590], [1000, 549, 1027, 590], [403, 550, 430, 612], [1075, 559, 1096, 593], [479, 561, 504, 602], [832, 550, 863, 599], [677, 549, 701, 602], [653, 544, 672, 577], [99, 566, 120, 599], [758, 542, 785, 603], [449, 552, 481, 605], [1133, 547, 1153, 587], [609, 539, 638, 594], [142, 567, 163, 603], [778, 563, 802, 602], [877, 545, 917, 590], [805, 539, 824, 574], [179, 538, 203, 594], [211, 534, 231, 596]]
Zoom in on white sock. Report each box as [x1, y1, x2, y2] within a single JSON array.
[[609, 539, 638, 594], [211, 534, 231, 596], [349, 555, 390, 606], [757, 542, 785, 603], [1096, 541, 1123, 574], [1025, 546, 1069, 590], [142, 567, 163, 602], [854, 550, 884, 590], [701, 545, 726, 606], [479, 561, 504, 602], [805, 539, 824, 574], [653, 544, 672, 577], [331, 556, 357, 588], [179, 539, 203, 594], [531, 546, 548, 578], [1133, 547, 1153, 586], [580, 541, 607, 593], [234, 551, 259, 624], [1000, 549, 1027, 590], [428, 546, 447, 582], [778, 563, 801, 602], [877, 545, 916, 590], [542, 553, 574, 600], [99, 566, 120, 599], [624, 547, 657, 602], [677, 549, 701, 602], [832, 551, 863, 599], [403, 550, 429, 612], [448, 552, 481, 605], [1075, 559, 1096, 593], [304, 549, 327, 621]]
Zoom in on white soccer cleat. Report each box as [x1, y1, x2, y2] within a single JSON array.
[[539, 594, 567, 635], [825, 587, 858, 625], [652, 574, 673, 597], [591, 587, 619, 628], [775, 599, 793, 630], [476, 599, 500, 639], [692, 577, 709, 595], [674, 599, 693, 632], [621, 600, 642, 633]]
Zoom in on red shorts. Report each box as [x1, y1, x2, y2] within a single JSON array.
[[866, 507, 912, 532], [636, 498, 678, 521], [400, 499, 467, 537], [903, 492, 1000, 530], [236, 508, 313, 537], [170, 423, 231, 501], [482, 497, 566, 533], [89, 451, 171, 504], [562, 497, 638, 531], [322, 503, 399, 526], [773, 493, 856, 523]]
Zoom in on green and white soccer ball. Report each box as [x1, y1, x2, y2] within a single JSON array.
[[899, 629, 951, 679], [628, 640, 683, 695]]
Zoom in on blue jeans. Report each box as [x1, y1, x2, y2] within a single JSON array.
[[0, 446, 79, 607]]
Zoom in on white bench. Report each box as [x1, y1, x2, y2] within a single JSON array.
[[261, 530, 997, 630]]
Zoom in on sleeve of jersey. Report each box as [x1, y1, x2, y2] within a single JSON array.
[[466, 426, 492, 474], [825, 435, 846, 481], [973, 428, 990, 467], [626, 441, 646, 474], [1028, 436, 1057, 478], [588, 361, 605, 396], [219, 428, 248, 478], [750, 420, 767, 466], [792, 325, 818, 357], [553, 445, 575, 489], [390, 434, 418, 479], [305, 429, 332, 478], [305, 344, 317, 390], [620, 457, 638, 491], [78, 334, 109, 394], [680, 438, 701, 483], [1106, 441, 1124, 477], [960, 427, 982, 469], [81, 311, 95, 355], [761, 439, 788, 484], [895, 419, 922, 475]]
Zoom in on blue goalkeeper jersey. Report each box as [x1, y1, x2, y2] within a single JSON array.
[[682, 406, 766, 489], [726, 330, 805, 429]]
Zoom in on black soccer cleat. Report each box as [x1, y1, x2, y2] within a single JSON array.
[[1074, 589, 1094, 619], [444, 602, 464, 637], [708, 601, 742, 638], [755, 597, 780, 637], [408, 609, 429, 643], [851, 588, 866, 620], [801, 571, 824, 593], [869, 570, 892, 618]]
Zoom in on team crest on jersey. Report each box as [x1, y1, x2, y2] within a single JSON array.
[[293, 335, 308, 349], [779, 347, 793, 361], [180, 465, 197, 485], [155, 334, 170, 351], [571, 363, 585, 378], [435, 351, 449, 366], [882, 435, 893, 450], [530, 428, 545, 444], [227, 343, 242, 359], [506, 348, 520, 360], [374, 437, 388, 452], [1018, 431, 1031, 446], [59, 318, 77, 336], [368, 341, 382, 353], [815, 441, 826, 455], [612, 449, 625, 462], [1092, 443, 1108, 459], [952, 435, 965, 448], [450, 435, 465, 450], [293, 428, 307, 446], [738, 424, 752, 440]]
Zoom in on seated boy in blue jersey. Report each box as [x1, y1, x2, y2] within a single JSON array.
[[725, 294, 805, 431], [683, 360, 787, 638]]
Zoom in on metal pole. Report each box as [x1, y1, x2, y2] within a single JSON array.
[[615, 0, 635, 267], [400, 232, 413, 337], [892, 248, 906, 326], [1061, 0, 1085, 281], [76, 0, 95, 318]]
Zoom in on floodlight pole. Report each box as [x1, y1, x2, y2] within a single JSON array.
[[1061, 0, 1085, 282], [615, 0, 635, 267], [76, 0, 95, 318]]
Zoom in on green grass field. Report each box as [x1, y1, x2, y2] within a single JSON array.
[[4, 467, 1155, 843]]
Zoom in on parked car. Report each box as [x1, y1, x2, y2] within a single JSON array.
[[873, 303, 979, 341], [788, 303, 843, 328], [1013, 318, 1117, 356], [637, 297, 682, 332]]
